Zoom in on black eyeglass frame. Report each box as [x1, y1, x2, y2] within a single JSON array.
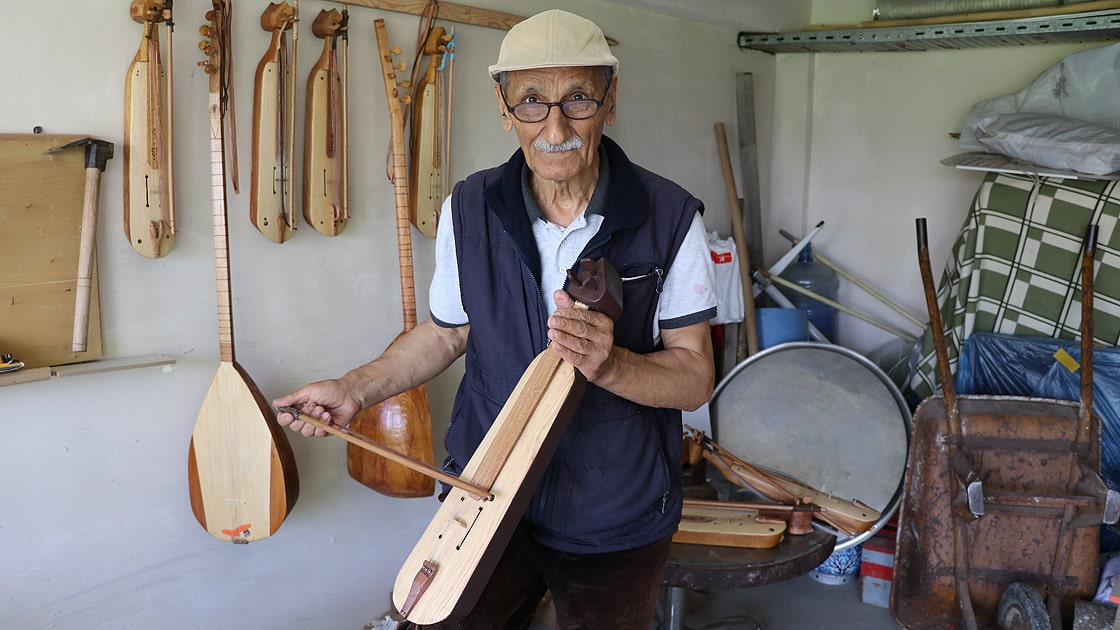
[[499, 85, 610, 124]]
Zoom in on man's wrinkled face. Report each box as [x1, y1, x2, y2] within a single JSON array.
[[495, 66, 617, 185]]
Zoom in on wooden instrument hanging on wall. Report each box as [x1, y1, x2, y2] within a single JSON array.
[[392, 256, 623, 624], [124, 0, 175, 258], [408, 25, 451, 239], [347, 19, 434, 498], [303, 8, 349, 236], [250, 1, 299, 244], [189, 1, 299, 544]]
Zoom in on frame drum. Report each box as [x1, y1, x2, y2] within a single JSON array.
[[711, 342, 911, 550]]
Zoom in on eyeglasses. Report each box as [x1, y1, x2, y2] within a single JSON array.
[[500, 87, 608, 123]]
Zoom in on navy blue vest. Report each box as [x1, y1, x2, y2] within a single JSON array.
[[447, 136, 703, 552]]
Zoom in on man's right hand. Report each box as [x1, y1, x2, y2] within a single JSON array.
[[273, 380, 362, 438]]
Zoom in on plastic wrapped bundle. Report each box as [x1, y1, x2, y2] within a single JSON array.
[[957, 332, 1120, 491]]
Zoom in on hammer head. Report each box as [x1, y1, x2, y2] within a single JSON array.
[[46, 137, 115, 171]]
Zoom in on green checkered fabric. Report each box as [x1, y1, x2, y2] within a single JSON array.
[[909, 172, 1120, 399]]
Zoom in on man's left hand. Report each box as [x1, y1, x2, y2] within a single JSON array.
[[548, 289, 615, 381]]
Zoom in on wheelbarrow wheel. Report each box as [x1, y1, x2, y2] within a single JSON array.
[[997, 582, 1051, 630]]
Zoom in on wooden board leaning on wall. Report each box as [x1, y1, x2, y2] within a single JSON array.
[[0, 133, 104, 374]]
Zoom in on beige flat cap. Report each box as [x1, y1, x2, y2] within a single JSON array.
[[488, 9, 618, 80]]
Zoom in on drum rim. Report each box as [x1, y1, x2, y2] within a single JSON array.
[[709, 341, 913, 550]]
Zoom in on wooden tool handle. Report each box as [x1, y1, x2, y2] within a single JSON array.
[[72, 166, 101, 352], [916, 218, 958, 418], [1078, 224, 1098, 444]]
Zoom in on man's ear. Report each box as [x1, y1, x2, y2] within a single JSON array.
[[494, 83, 513, 132], [605, 75, 619, 126]]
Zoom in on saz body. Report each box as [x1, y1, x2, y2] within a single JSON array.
[[347, 19, 435, 498]]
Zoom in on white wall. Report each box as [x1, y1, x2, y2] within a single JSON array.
[[768, 1, 1098, 354], [0, 1, 773, 628]]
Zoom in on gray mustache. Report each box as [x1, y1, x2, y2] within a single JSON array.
[[533, 136, 585, 153]]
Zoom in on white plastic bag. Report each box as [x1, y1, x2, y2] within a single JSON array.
[[975, 112, 1120, 175], [707, 230, 744, 325], [960, 42, 1120, 151], [1093, 551, 1120, 606]]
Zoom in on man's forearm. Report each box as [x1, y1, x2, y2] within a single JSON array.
[[593, 344, 714, 411], [339, 320, 469, 409]]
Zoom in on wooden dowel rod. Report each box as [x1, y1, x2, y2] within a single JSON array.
[[278, 407, 493, 500], [761, 270, 918, 344], [857, 0, 1120, 29], [779, 228, 925, 328], [714, 122, 758, 360], [683, 497, 820, 513], [345, 0, 618, 44]]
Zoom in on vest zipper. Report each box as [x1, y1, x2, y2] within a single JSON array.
[[621, 265, 665, 294], [501, 228, 550, 346]]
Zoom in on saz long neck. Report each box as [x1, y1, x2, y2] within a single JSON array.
[[209, 80, 235, 363], [375, 19, 416, 332]]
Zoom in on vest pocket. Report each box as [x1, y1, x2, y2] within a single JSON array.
[[620, 263, 665, 294], [532, 404, 673, 542]]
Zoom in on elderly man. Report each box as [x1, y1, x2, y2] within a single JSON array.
[[276, 9, 716, 629]]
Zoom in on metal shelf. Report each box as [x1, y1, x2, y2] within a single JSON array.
[[738, 8, 1120, 53]]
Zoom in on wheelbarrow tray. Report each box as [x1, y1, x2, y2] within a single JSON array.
[[891, 394, 1101, 630]]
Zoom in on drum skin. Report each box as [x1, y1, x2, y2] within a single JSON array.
[[710, 342, 911, 549]]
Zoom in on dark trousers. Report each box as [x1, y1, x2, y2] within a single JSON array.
[[415, 524, 673, 630]]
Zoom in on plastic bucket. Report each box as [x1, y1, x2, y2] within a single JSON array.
[[755, 307, 809, 349]]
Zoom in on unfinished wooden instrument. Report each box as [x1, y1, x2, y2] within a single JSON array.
[[302, 8, 349, 236], [392, 257, 624, 624], [686, 427, 879, 537], [408, 26, 451, 239], [250, 1, 298, 244], [188, 2, 299, 544], [346, 19, 435, 498], [674, 502, 786, 549], [124, 0, 175, 258]]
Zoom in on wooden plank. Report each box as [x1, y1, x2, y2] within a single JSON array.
[[0, 134, 104, 369], [51, 354, 176, 377], [852, 0, 1120, 29], [0, 366, 52, 388], [346, 0, 618, 44]]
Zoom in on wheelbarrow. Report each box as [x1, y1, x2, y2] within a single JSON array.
[[891, 220, 1120, 630]]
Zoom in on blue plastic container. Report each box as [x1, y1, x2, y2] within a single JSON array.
[[755, 307, 809, 349], [779, 243, 839, 341]]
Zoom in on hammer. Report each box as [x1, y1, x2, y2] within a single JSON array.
[[47, 138, 115, 352]]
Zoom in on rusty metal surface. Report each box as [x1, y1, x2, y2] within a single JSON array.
[[891, 395, 1103, 629]]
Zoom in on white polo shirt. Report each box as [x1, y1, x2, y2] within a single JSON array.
[[429, 166, 717, 342]]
